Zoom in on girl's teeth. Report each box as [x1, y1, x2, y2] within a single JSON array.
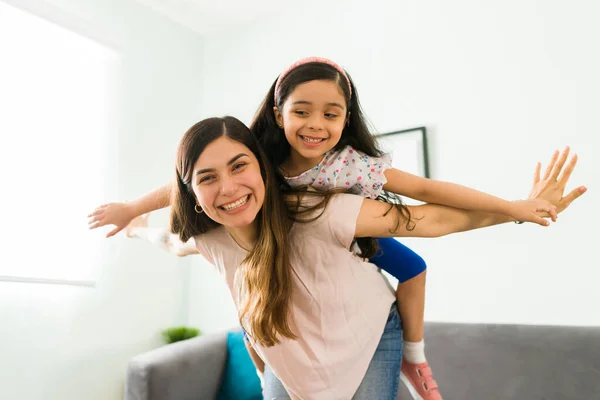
[[222, 195, 249, 211], [302, 136, 323, 144]]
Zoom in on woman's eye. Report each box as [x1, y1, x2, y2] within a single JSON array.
[[199, 176, 214, 184], [325, 113, 338, 118], [232, 162, 246, 171], [294, 110, 308, 116]]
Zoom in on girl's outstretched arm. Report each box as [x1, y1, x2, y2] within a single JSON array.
[[88, 183, 172, 238], [125, 214, 199, 257], [359, 151, 585, 239], [383, 147, 575, 226]]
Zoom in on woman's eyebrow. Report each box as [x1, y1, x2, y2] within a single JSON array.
[[195, 153, 249, 176]]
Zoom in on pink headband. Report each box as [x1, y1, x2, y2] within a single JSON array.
[[274, 57, 352, 102]]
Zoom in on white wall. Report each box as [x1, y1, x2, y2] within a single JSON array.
[[188, 0, 598, 333], [0, 1, 204, 399]]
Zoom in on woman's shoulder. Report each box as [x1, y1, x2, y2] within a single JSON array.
[[193, 226, 229, 248], [284, 190, 364, 221], [285, 191, 365, 248]]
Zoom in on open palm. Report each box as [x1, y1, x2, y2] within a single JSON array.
[[527, 147, 586, 215]]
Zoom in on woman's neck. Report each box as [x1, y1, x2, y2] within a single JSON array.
[[280, 150, 325, 177], [226, 223, 258, 251]]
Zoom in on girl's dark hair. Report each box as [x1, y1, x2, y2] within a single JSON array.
[[250, 61, 414, 255], [250, 62, 381, 167]]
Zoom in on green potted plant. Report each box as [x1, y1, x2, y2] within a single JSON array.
[[162, 326, 201, 344]]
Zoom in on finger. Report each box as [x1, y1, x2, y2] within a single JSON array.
[[87, 209, 104, 218], [537, 207, 558, 222], [549, 146, 570, 181], [533, 162, 541, 184], [560, 186, 587, 210], [536, 205, 557, 221], [87, 214, 105, 225], [557, 153, 578, 186], [107, 226, 123, 238], [88, 220, 103, 230], [542, 150, 559, 180], [547, 207, 558, 222], [89, 203, 108, 214], [531, 215, 551, 226]]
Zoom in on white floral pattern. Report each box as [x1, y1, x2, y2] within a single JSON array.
[[284, 145, 392, 199]]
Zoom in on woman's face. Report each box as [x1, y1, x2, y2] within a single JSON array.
[[191, 136, 265, 229]]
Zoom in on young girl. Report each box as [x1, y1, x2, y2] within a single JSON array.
[[121, 116, 579, 400], [88, 58, 576, 399]]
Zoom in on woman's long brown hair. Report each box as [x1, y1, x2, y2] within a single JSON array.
[[170, 116, 299, 347], [170, 116, 411, 347]]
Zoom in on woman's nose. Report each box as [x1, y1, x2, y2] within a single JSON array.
[[220, 175, 238, 196]]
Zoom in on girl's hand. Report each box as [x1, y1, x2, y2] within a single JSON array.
[[527, 147, 586, 216], [509, 199, 557, 226], [125, 214, 150, 238], [87, 202, 135, 238]]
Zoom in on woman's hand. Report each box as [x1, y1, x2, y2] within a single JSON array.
[[526, 147, 586, 216], [87, 202, 135, 238]]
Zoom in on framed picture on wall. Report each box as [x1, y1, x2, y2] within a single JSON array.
[[376, 127, 431, 285], [376, 126, 430, 179]]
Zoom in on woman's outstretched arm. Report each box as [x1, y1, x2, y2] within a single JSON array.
[[88, 183, 172, 237], [356, 151, 585, 239]]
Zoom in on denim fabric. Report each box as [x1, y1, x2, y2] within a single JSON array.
[[263, 303, 403, 400]]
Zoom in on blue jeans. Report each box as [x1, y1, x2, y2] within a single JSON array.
[[263, 303, 403, 400]]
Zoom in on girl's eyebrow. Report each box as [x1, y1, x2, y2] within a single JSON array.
[[292, 100, 345, 110], [195, 153, 249, 176]]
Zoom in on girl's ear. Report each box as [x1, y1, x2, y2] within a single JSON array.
[[273, 106, 284, 128]]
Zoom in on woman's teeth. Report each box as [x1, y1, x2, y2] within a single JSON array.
[[301, 136, 324, 144], [221, 195, 249, 211]]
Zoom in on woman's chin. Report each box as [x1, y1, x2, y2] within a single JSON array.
[[220, 210, 259, 229]]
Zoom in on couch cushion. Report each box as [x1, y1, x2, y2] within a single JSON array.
[[216, 330, 263, 400], [126, 332, 228, 400], [397, 323, 600, 400]]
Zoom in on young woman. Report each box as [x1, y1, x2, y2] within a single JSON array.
[[115, 116, 583, 399], [87, 57, 576, 399]]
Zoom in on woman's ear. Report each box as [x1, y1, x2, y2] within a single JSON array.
[[273, 106, 284, 128]]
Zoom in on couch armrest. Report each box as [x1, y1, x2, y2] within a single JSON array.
[[125, 331, 228, 400]]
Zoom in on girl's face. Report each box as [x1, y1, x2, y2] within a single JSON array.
[[274, 79, 348, 168], [192, 136, 265, 229]]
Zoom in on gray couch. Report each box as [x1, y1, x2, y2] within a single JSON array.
[[125, 322, 600, 400]]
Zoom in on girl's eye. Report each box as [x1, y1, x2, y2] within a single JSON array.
[[325, 113, 338, 118], [294, 110, 308, 116]]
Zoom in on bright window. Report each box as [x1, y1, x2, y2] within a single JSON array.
[[0, 2, 119, 285]]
